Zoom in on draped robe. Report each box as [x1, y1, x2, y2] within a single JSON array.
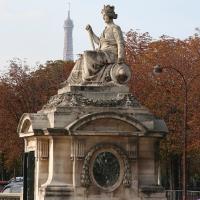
[[67, 22, 125, 84]]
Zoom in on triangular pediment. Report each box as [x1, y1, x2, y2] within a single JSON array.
[[67, 112, 148, 135], [77, 117, 139, 132]]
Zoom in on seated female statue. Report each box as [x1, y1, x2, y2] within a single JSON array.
[[67, 5, 128, 85]]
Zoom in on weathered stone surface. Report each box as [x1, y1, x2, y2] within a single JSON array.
[[17, 4, 168, 200], [42, 85, 139, 110], [140, 186, 167, 200]]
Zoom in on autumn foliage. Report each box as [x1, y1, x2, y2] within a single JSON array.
[[126, 30, 200, 152], [0, 59, 73, 178], [125, 30, 200, 188], [0, 30, 199, 186]]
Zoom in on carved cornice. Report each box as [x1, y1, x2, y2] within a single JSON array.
[[42, 92, 140, 110]]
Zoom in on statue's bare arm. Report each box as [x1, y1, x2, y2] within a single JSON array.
[[86, 24, 100, 45], [113, 26, 125, 63]]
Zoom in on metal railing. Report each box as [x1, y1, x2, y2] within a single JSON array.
[[0, 193, 23, 200], [166, 190, 200, 200]]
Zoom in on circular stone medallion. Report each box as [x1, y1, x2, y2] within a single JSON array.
[[92, 152, 120, 188]]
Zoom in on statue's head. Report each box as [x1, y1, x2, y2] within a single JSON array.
[[101, 5, 118, 20]]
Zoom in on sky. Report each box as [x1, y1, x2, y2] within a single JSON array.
[[0, 0, 200, 73]]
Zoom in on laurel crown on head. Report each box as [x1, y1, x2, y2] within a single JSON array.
[[101, 5, 118, 19]]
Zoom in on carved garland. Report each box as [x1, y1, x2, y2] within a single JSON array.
[[81, 143, 131, 188], [42, 93, 140, 110]]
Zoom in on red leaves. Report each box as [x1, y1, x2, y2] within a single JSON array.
[[0, 60, 74, 172], [125, 30, 200, 157]]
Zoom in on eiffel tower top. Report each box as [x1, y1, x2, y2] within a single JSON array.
[[64, 2, 73, 28]]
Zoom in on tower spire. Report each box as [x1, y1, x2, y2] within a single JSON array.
[[63, 2, 74, 61], [68, 2, 70, 18]]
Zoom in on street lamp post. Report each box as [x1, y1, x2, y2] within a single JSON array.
[[153, 65, 188, 200]]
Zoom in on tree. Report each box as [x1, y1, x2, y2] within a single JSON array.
[[0, 29, 200, 187], [125, 30, 200, 189], [0, 59, 74, 177]]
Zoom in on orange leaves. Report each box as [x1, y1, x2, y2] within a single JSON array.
[[0, 59, 74, 172], [125, 30, 200, 157]]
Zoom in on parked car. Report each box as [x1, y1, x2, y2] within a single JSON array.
[[2, 181, 23, 193], [0, 181, 8, 192], [2, 177, 23, 193], [8, 177, 23, 183]]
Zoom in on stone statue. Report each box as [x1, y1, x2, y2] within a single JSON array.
[[66, 5, 131, 85]]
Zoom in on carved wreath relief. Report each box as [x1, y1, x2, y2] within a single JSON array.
[[81, 143, 131, 191]]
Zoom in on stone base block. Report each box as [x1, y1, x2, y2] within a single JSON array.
[[141, 192, 167, 200], [40, 185, 74, 200], [140, 186, 167, 200]]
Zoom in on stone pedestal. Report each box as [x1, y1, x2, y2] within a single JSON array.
[[18, 84, 168, 200]]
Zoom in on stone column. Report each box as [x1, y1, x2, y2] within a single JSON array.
[[40, 136, 74, 200]]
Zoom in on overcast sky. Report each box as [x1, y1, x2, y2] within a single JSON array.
[[0, 0, 199, 73]]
